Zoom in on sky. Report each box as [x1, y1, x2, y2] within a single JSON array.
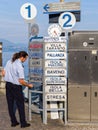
[[0, 0, 98, 44]]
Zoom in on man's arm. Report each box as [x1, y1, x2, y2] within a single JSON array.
[[19, 79, 33, 88]]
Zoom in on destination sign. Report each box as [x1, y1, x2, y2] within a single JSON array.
[[44, 2, 80, 13], [30, 59, 43, 67], [45, 52, 67, 59], [29, 43, 43, 49], [45, 85, 66, 93], [29, 67, 43, 75], [29, 76, 42, 82], [46, 94, 66, 101], [45, 42, 66, 51], [44, 36, 67, 43], [45, 77, 67, 85], [45, 68, 67, 76], [45, 60, 66, 68], [29, 51, 43, 59]]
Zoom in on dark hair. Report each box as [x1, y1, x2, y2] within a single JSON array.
[[12, 51, 28, 62]]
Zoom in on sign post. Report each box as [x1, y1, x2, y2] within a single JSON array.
[[43, 36, 67, 124], [59, 11, 76, 124], [43, 1, 80, 23], [20, 2, 37, 38], [20, 2, 37, 108]]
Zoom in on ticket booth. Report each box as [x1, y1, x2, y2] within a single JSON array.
[[68, 31, 98, 122]]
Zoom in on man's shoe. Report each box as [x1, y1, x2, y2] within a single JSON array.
[[11, 122, 19, 127], [21, 123, 31, 128]]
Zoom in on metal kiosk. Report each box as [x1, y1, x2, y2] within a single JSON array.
[[68, 31, 98, 122]]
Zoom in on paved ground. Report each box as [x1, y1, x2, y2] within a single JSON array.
[[1, 89, 98, 130]]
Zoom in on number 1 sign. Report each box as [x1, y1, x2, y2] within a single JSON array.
[[59, 12, 76, 31], [20, 3, 37, 22]]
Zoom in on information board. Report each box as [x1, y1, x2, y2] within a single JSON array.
[[45, 85, 67, 93], [45, 60, 66, 68], [45, 42, 66, 51], [29, 37, 43, 105], [45, 76, 67, 85], [44, 37, 67, 101]]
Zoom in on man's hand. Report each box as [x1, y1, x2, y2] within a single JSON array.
[[28, 84, 33, 88], [19, 79, 33, 88], [1, 69, 5, 77]]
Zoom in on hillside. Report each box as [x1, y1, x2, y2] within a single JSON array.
[[0, 39, 28, 52]]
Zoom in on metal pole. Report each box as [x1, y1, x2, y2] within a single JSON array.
[[65, 32, 68, 125], [28, 23, 31, 38], [28, 22, 31, 120], [28, 22, 31, 77], [29, 90, 32, 121]]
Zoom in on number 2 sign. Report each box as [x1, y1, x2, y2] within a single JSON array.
[[59, 12, 76, 31], [20, 3, 37, 22]]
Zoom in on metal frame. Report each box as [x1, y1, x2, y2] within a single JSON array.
[[29, 89, 43, 121], [43, 36, 68, 125], [28, 36, 68, 125]]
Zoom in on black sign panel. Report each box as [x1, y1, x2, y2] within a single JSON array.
[[49, 11, 80, 23]]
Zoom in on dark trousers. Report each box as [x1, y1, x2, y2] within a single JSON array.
[[6, 82, 26, 125]]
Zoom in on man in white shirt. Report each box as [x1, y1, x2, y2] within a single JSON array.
[[2, 51, 33, 128]]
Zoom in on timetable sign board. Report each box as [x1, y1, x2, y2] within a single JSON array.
[[45, 68, 67, 76], [30, 59, 43, 67], [45, 76, 67, 85], [45, 85, 66, 93], [29, 76, 42, 82], [45, 42, 66, 52], [29, 51, 43, 59], [45, 60, 66, 68], [46, 94, 66, 101], [45, 52, 67, 59], [29, 67, 43, 75], [29, 42, 43, 50]]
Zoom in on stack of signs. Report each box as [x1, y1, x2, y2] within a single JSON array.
[[29, 38, 43, 105], [44, 37, 67, 115]]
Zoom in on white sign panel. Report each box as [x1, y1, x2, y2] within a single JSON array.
[[59, 12, 76, 31], [45, 68, 67, 76], [45, 77, 67, 85], [45, 42, 66, 51], [45, 60, 66, 68], [20, 3, 37, 22], [45, 85, 67, 93], [44, 37, 67, 43], [45, 52, 67, 59], [46, 94, 66, 101]]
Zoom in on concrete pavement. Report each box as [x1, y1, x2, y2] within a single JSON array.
[[1, 89, 98, 130]]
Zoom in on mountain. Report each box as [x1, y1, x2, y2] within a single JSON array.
[[0, 38, 13, 46], [0, 39, 28, 52]]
